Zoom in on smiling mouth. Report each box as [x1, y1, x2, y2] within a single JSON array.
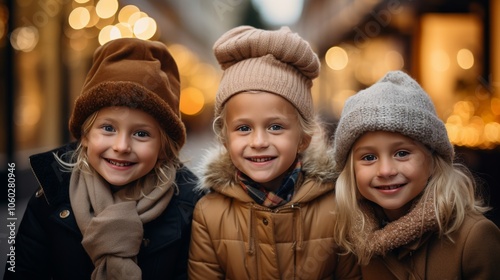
[[375, 184, 404, 190], [106, 159, 134, 167], [248, 157, 275, 162]]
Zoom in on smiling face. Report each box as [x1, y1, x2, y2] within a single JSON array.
[[352, 131, 432, 221], [81, 106, 163, 187], [224, 92, 309, 192]]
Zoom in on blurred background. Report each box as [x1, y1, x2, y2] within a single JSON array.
[[1, 0, 500, 274]]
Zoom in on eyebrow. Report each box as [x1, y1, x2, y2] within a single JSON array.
[[95, 117, 157, 129]]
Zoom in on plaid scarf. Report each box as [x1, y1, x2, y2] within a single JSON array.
[[238, 160, 302, 208]]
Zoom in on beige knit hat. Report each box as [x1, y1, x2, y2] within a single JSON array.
[[333, 70, 454, 171], [213, 25, 320, 122], [69, 38, 186, 148]]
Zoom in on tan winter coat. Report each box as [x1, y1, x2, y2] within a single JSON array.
[[361, 212, 500, 280], [188, 147, 361, 280]]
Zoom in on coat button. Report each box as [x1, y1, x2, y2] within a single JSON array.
[[59, 209, 70, 218], [143, 238, 151, 247], [262, 218, 269, 225]]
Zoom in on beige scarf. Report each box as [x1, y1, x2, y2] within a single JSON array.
[[355, 194, 439, 262], [69, 169, 174, 280]]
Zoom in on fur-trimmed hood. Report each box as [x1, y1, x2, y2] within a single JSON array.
[[195, 134, 338, 199]]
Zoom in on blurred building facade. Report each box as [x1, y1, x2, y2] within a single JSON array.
[[1, 0, 499, 224]]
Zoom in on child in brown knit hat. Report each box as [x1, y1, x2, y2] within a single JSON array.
[[332, 70, 500, 279], [5, 38, 202, 280], [188, 25, 360, 279]]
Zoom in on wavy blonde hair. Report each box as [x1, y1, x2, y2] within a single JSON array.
[[333, 148, 490, 264], [55, 110, 181, 200]]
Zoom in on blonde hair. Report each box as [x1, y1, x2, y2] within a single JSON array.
[[55, 110, 181, 200], [333, 148, 490, 264]]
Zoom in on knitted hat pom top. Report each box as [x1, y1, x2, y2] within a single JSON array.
[[213, 26, 320, 122]]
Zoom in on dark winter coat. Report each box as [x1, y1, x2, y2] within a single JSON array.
[[4, 143, 202, 280]]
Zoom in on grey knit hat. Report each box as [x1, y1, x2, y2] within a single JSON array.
[[333, 70, 454, 171], [213, 25, 320, 122]]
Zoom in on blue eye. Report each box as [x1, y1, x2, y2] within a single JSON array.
[[102, 125, 115, 132], [237, 125, 251, 132], [269, 124, 283, 131], [134, 131, 150, 137], [395, 151, 409, 157], [361, 154, 376, 161]]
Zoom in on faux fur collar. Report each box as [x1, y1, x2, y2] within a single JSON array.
[[196, 140, 338, 196]]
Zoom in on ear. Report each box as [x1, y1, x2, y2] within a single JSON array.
[[298, 135, 312, 153], [81, 136, 88, 148]]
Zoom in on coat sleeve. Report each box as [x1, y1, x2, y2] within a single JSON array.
[[188, 197, 225, 280], [4, 190, 52, 280], [462, 217, 500, 279]]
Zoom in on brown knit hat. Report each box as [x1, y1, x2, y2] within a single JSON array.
[[213, 25, 320, 121], [69, 38, 186, 148]]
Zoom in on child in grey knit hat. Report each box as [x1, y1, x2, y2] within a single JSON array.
[[188, 25, 361, 279], [332, 70, 500, 279]]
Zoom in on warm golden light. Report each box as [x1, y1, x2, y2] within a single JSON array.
[[68, 7, 90, 30], [118, 5, 140, 23], [446, 97, 500, 148], [115, 22, 133, 38], [10, 26, 39, 52], [190, 63, 218, 90], [85, 6, 99, 28], [491, 97, 500, 115], [96, 0, 119, 19], [127, 11, 148, 26], [457, 48, 474, 69], [15, 95, 41, 126], [98, 25, 120, 45], [430, 49, 450, 72], [325, 46, 348, 70], [133, 17, 157, 40], [180, 87, 205, 116]]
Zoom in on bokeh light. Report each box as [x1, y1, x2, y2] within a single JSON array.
[[180, 87, 205, 116], [325, 46, 348, 70]]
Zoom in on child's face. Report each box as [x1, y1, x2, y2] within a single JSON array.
[[224, 92, 306, 191], [352, 131, 432, 221], [82, 106, 162, 187]]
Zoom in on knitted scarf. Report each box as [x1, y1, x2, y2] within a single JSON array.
[[355, 193, 439, 262], [238, 160, 302, 208], [69, 169, 174, 280]]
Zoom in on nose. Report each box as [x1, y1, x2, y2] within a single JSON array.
[[249, 129, 269, 149], [113, 133, 131, 153], [377, 157, 397, 177]]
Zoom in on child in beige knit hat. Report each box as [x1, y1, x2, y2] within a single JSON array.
[[188, 25, 360, 279], [5, 38, 202, 280], [332, 70, 500, 279]]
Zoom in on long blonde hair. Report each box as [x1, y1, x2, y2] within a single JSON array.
[[333, 148, 490, 263], [55, 110, 181, 199]]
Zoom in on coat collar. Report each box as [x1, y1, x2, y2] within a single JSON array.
[[30, 142, 77, 206], [198, 143, 337, 202]]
